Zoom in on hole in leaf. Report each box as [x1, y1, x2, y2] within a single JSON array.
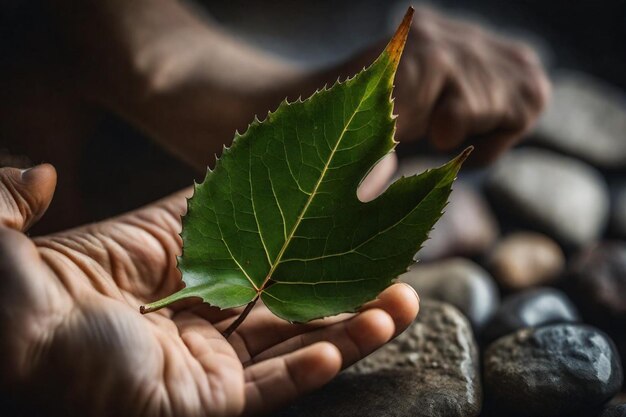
[[357, 153, 398, 203]]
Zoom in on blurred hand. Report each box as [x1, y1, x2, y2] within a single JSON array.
[[0, 165, 418, 417], [344, 6, 551, 163]]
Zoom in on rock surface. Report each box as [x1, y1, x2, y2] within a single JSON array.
[[481, 288, 579, 344], [400, 258, 499, 331], [488, 232, 565, 290], [487, 148, 609, 248], [601, 404, 626, 417], [533, 72, 626, 169], [568, 242, 626, 328], [276, 301, 481, 417], [484, 324, 623, 416]]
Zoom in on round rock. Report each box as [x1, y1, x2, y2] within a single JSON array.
[[601, 404, 626, 417], [484, 324, 624, 416], [487, 148, 610, 248], [568, 242, 626, 327], [276, 300, 482, 417], [488, 232, 565, 290], [481, 287, 579, 344], [400, 258, 499, 331], [532, 71, 626, 169]]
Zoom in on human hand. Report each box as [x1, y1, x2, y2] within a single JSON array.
[[341, 6, 551, 163], [0, 165, 419, 417]]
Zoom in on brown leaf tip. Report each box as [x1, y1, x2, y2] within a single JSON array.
[[385, 7, 415, 67], [454, 146, 474, 166]]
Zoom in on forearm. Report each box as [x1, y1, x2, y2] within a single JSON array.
[[50, 0, 317, 168]]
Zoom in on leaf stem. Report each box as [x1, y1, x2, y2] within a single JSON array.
[[139, 288, 194, 314], [222, 295, 260, 339]]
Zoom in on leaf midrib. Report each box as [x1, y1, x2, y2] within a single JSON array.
[[256, 64, 390, 295]]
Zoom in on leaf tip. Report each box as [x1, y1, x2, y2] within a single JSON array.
[[385, 6, 414, 68], [454, 145, 474, 167]]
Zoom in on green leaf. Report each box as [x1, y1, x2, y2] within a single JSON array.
[[141, 8, 470, 329]]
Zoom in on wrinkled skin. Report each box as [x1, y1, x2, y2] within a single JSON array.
[[0, 165, 419, 417]]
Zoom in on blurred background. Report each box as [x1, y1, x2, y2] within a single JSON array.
[[2, 0, 624, 233]]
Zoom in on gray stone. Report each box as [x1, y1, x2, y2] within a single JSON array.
[[487, 148, 610, 248], [400, 258, 499, 331], [601, 404, 626, 417], [481, 288, 580, 344], [487, 232, 565, 290], [484, 324, 623, 416], [533, 71, 626, 169], [276, 301, 481, 417]]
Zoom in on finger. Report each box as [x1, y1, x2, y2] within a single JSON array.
[[249, 307, 395, 371], [395, 47, 449, 141], [428, 90, 469, 151], [223, 283, 418, 362], [358, 282, 419, 338], [466, 86, 537, 165], [0, 164, 57, 232], [243, 342, 341, 416], [467, 129, 522, 165]]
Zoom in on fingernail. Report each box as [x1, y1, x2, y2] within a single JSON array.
[[401, 282, 420, 302], [20, 164, 50, 183], [20, 165, 38, 182]]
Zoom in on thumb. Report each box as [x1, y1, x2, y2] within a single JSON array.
[[0, 164, 57, 232]]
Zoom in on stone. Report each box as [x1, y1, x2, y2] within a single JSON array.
[[420, 185, 499, 261], [276, 301, 481, 417], [487, 148, 610, 248], [601, 404, 626, 417], [400, 258, 499, 331], [568, 242, 626, 328], [487, 232, 565, 290], [484, 324, 623, 416], [396, 157, 499, 261], [612, 185, 626, 238], [532, 71, 626, 169], [481, 288, 580, 344]]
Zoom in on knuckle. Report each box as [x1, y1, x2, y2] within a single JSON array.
[[511, 43, 541, 66], [520, 74, 551, 111], [461, 23, 485, 40], [424, 46, 450, 68]]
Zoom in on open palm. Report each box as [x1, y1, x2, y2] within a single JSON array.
[[0, 165, 418, 417]]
